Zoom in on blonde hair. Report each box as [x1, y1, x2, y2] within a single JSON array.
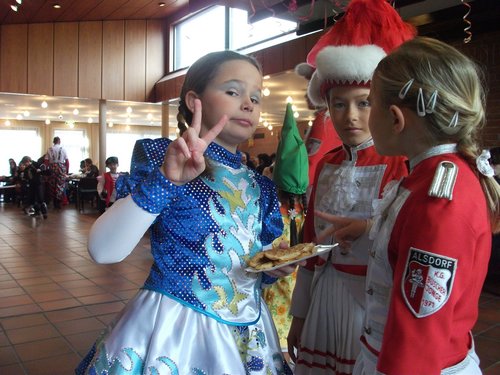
[[374, 37, 499, 232]]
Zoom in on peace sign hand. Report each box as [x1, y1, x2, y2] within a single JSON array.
[[160, 99, 227, 185]]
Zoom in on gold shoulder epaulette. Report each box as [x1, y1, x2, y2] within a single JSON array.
[[428, 161, 458, 200]]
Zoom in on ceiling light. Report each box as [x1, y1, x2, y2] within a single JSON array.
[[16, 0, 22, 4], [294, 112, 299, 118], [263, 87, 271, 97], [10, 5, 18, 11], [308, 120, 313, 126], [23, 111, 30, 117], [87, 117, 93, 123], [5, 120, 11, 126], [45, 119, 51, 125], [58, 114, 63, 120], [73, 108, 79, 115], [286, 96, 293, 103], [126, 117, 131, 123], [108, 122, 114, 128], [159, 2, 166, 6], [16, 114, 22, 120], [147, 113, 153, 121], [267, 124, 273, 130], [292, 104, 297, 111], [126, 106, 133, 114], [53, 4, 61, 9], [41, 101, 48, 108]]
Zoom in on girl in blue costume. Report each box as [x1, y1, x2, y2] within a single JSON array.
[[76, 51, 295, 375]]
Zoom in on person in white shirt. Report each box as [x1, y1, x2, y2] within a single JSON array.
[[45, 136, 69, 209]]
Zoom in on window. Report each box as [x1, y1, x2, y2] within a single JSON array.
[[0, 128, 41, 175], [173, 6, 297, 70], [229, 8, 297, 51], [173, 6, 226, 70], [54, 129, 88, 174], [106, 128, 161, 173]]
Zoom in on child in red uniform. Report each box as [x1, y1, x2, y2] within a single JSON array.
[[97, 156, 120, 213], [287, 1, 415, 374], [320, 37, 500, 374]]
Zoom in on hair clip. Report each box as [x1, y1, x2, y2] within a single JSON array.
[[476, 149, 494, 177], [417, 88, 426, 117], [398, 79, 414, 99], [448, 111, 459, 128], [425, 90, 438, 114]]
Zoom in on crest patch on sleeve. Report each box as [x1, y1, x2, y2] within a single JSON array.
[[402, 247, 457, 318]]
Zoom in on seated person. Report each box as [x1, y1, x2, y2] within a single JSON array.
[[84, 158, 99, 178]]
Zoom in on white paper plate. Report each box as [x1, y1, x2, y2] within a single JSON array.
[[244, 244, 339, 273]]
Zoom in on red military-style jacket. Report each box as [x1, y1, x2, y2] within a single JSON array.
[[362, 145, 491, 374]]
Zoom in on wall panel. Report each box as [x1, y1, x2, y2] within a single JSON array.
[[125, 20, 146, 102], [102, 20, 125, 100], [0, 24, 28, 93], [54, 22, 79, 97], [146, 20, 164, 102], [78, 21, 102, 99], [28, 23, 54, 95]]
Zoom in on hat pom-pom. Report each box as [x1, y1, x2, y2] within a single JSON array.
[[295, 63, 315, 80]]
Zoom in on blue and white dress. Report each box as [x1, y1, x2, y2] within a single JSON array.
[[76, 139, 290, 375]]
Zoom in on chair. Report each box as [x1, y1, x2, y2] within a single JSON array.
[[76, 177, 98, 212]]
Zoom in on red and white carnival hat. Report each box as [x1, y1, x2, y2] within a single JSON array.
[[305, 0, 416, 106]]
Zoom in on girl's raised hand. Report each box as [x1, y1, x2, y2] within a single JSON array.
[[161, 99, 227, 185]]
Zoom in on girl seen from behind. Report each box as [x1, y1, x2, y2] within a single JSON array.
[[324, 36, 499, 374]]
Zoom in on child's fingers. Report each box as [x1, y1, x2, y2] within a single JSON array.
[[202, 115, 228, 144], [316, 225, 336, 244], [173, 136, 191, 159], [190, 99, 202, 135]]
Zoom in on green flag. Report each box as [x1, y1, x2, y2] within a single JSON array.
[[272, 102, 309, 194]]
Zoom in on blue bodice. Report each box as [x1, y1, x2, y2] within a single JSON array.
[[116, 139, 283, 325]]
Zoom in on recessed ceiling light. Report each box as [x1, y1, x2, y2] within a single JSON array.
[[53, 4, 61, 9], [159, 2, 166, 6], [73, 108, 79, 115], [87, 117, 92, 123], [23, 111, 30, 117], [16, 114, 22, 120], [5, 120, 11, 126], [41, 101, 48, 109], [45, 119, 51, 125], [126, 106, 133, 114]]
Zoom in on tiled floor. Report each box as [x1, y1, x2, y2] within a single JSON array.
[[0, 202, 152, 375], [0, 202, 499, 374]]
